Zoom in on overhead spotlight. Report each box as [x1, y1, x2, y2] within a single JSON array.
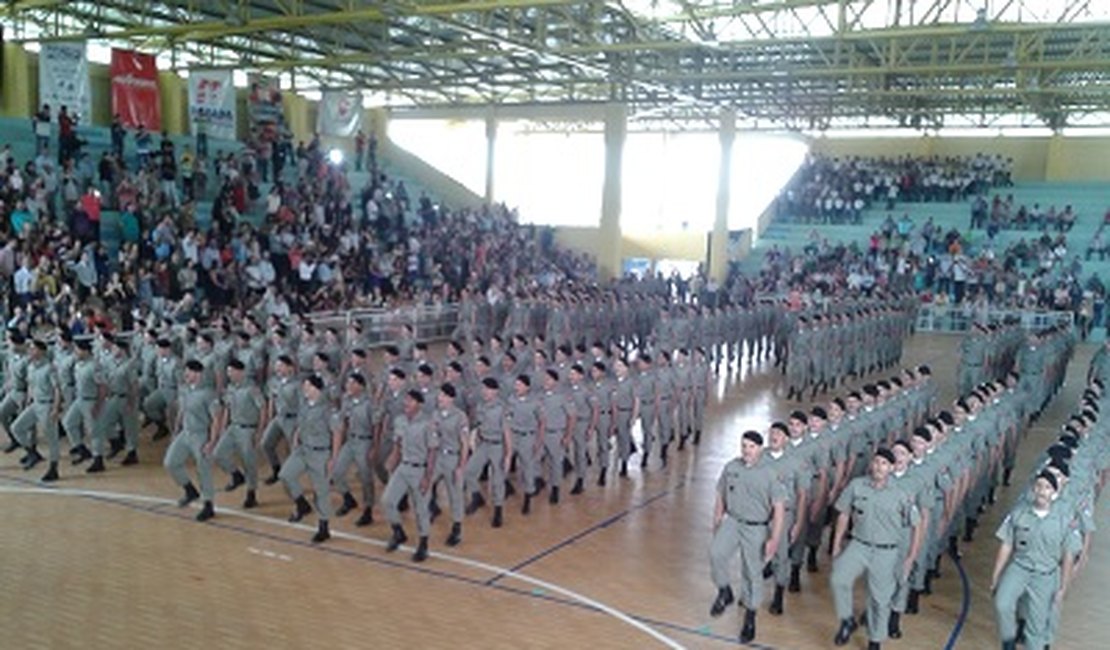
[[327, 148, 344, 166]]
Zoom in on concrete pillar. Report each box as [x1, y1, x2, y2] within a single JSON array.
[[484, 110, 497, 204], [0, 43, 33, 119], [1044, 133, 1067, 182], [709, 107, 736, 283], [598, 103, 626, 280], [282, 93, 312, 144], [158, 71, 187, 135]]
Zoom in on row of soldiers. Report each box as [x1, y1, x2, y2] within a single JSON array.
[[783, 303, 916, 401], [992, 355, 1110, 649], [957, 320, 1026, 398], [707, 322, 1076, 648], [708, 365, 938, 645]]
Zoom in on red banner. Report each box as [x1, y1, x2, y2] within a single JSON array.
[[110, 49, 161, 131]]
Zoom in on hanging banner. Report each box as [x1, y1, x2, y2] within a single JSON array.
[[247, 74, 285, 144], [317, 91, 363, 137], [39, 43, 93, 121], [110, 48, 161, 130], [188, 70, 236, 140]]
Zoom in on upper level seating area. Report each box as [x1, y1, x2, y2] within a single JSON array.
[[0, 115, 594, 336]]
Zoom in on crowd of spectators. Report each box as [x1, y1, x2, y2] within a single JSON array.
[[1, 107, 595, 337], [969, 194, 1077, 234], [774, 153, 1013, 224]]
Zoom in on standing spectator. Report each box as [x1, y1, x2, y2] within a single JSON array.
[[355, 130, 367, 171], [135, 126, 152, 169], [110, 114, 126, 159], [58, 105, 78, 164], [33, 104, 51, 153]]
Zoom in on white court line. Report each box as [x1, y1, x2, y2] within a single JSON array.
[[0, 484, 686, 649]]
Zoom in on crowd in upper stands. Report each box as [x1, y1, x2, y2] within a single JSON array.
[[774, 152, 1013, 224], [0, 106, 595, 337]]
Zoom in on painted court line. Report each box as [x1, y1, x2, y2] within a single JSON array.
[[0, 481, 686, 649], [487, 480, 685, 586]]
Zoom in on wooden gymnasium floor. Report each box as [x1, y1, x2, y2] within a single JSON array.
[[1, 333, 1106, 650]]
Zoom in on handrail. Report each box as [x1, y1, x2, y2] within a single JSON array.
[[914, 304, 1073, 333]]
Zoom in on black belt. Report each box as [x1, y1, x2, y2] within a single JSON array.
[[354, 435, 374, 441], [441, 449, 459, 455], [513, 429, 535, 436], [1015, 561, 1058, 576], [113, 393, 129, 398], [233, 422, 258, 428], [79, 396, 97, 401], [734, 517, 770, 526], [404, 461, 426, 467], [308, 445, 329, 452], [480, 438, 503, 444], [284, 413, 297, 419], [617, 407, 633, 412], [852, 537, 898, 550]]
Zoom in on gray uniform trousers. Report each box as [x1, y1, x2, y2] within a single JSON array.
[[374, 437, 395, 485], [163, 430, 215, 500], [213, 424, 259, 490], [994, 564, 1057, 649], [693, 389, 707, 433], [511, 431, 539, 493], [0, 392, 25, 430], [657, 401, 675, 447], [830, 541, 899, 643], [595, 413, 612, 470], [639, 407, 656, 460], [12, 403, 55, 460], [63, 399, 97, 451], [773, 508, 797, 586], [280, 447, 333, 520], [540, 432, 566, 489], [464, 439, 506, 505], [260, 416, 295, 469], [614, 411, 634, 464], [431, 450, 464, 523], [98, 396, 140, 452], [570, 421, 589, 481], [383, 463, 431, 535], [709, 516, 769, 610], [142, 389, 176, 427], [332, 436, 375, 506]]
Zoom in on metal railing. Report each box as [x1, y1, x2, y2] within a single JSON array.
[[305, 303, 460, 346], [914, 304, 1074, 333]]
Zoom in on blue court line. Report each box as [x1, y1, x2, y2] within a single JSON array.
[[944, 555, 971, 650], [485, 479, 687, 587], [0, 470, 766, 648]]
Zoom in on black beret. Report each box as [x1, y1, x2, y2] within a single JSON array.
[[390, 368, 407, 380], [384, 345, 400, 356], [546, 369, 559, 382], [770, 421, 789, 435], [447, 361, 464, 374], [790, 410, 807, 422], [875, 448, 896, 465], [592, 361, 607, 373], [315, 351, 330, 364], [9, 332, 26, 345], [913, 426, 932, 442], [811, 407, 828, 420], [185, 359, 204, 373], [418, 364, 434, 377], [1047, 458, 1070, 478], [352, 348, 367, 359], [76, 339, 93, 352], [415, 342, 428, 352], [742, 430, 764, 446], [157, 338, 173, 348], [305, 374, 325, 391], [60, 330, 73, 343], [516, 374, 531, 387], [32, 339, 48, 351], [277, 354, 295, 367], [482, 377, 500, 390], [640, 354, 653, 364], [407, 389, 424, 404], [571, 363, 585, 375], [349, 372, 367, 387], [440, 383, 457, 399], [1037, 470, 1059, 492], [227, 358, 245, 371]]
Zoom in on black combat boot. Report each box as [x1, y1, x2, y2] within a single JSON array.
[[336, 492, 358, 517], [312, 520, 330, 544], [196, 501, 215, 522], [446, 522, 462, 547], [769, 585, 785, 616], [177, 482, 200, 507], [386, 524, 408, 552], [412, 536, 429, 562], [288, 495, 312, 522], [709, 586, 734, 617]]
